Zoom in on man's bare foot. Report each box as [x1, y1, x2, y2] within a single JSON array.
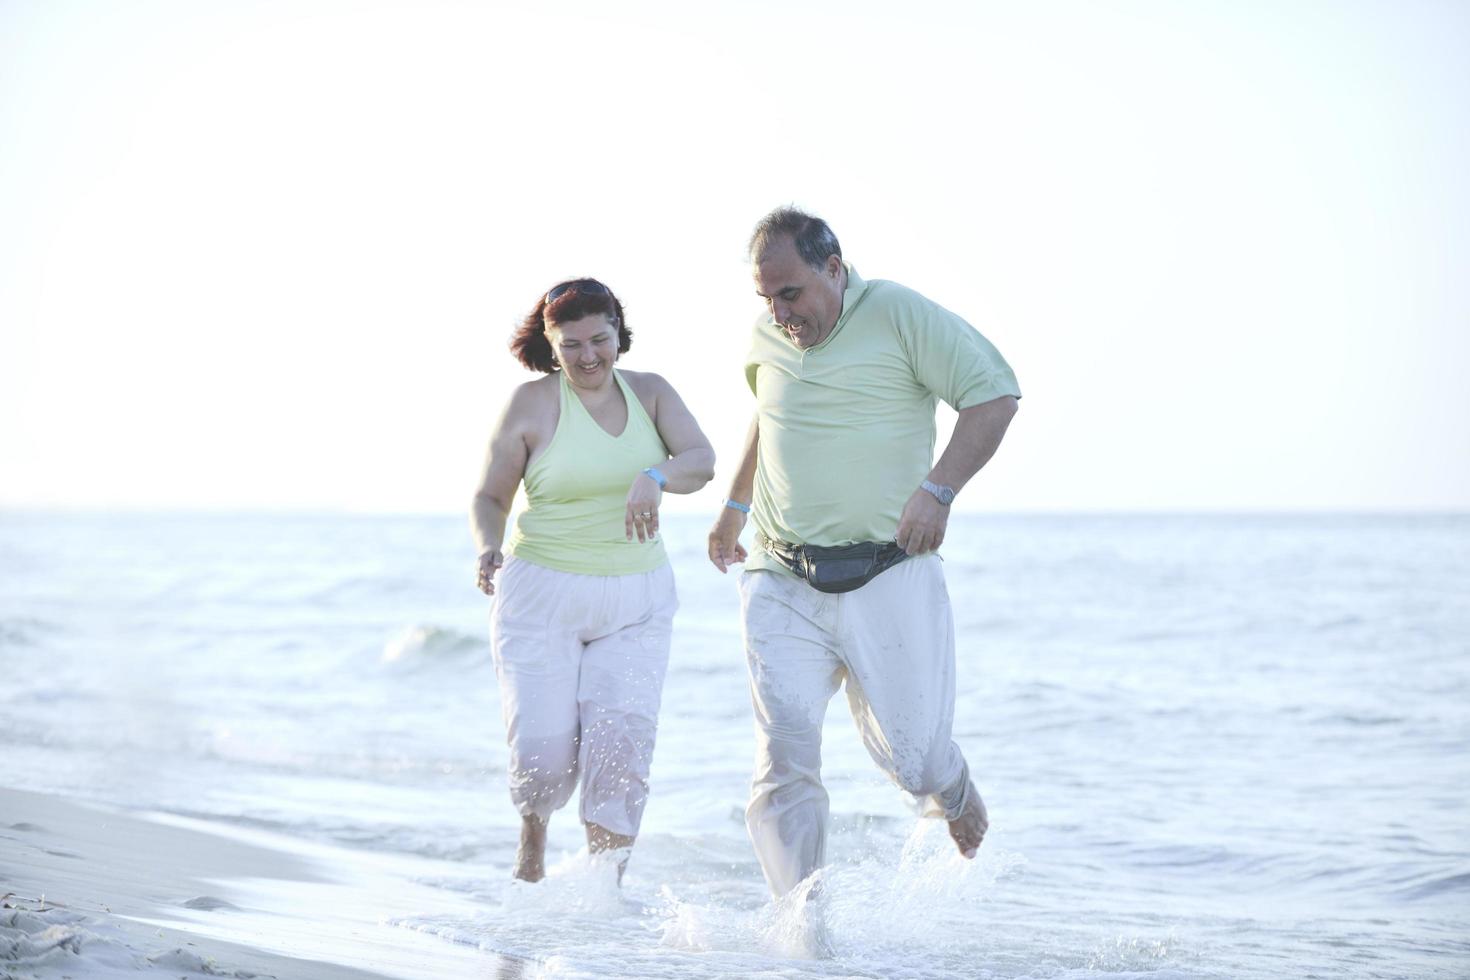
[[795, 879, 834, 959], [586, 822, 635, 883], [948, 781, 988, 859], [768, 873, 834, 959], [795, 901, 835, 959], [514, 815, 548, 882]]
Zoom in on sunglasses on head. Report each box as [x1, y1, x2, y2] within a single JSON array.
[[545, 280, 611, 304]]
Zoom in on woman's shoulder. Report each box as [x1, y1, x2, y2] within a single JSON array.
[[515, 372, 560, 398], [501, 373, 560, 422], [618, 368, 674, 398]]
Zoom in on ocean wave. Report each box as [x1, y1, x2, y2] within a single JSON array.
[[381, 624, 486, 667], [156, 807, 501, 863], [1396, 869, 1470, 902], [1309, 712, 1408, 727], [0, 616, 61, 649]]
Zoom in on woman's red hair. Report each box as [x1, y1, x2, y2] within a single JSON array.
[[509, 278, 632, 374]]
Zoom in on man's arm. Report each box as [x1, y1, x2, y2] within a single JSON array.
[[895, 395, 1019, 555], [706, 415, 760, 573]]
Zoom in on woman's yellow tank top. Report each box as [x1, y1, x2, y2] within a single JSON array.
[[506, 370, 669, 575]]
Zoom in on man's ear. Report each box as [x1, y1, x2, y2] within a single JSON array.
[[825, 254, 842, 279]]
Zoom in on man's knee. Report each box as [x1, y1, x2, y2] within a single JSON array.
[[888, 743, 962, 799], [751, 723, 824, 790]]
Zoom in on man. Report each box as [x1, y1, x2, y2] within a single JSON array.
[[707, 207, 1021, 899]]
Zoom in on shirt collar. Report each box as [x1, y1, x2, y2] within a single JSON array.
[[836, 262, 866, 325], [814, 262, 866, 350]]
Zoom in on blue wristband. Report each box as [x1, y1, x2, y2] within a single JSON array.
[[642, 467, 668, 489], [723, 498, 751, 514]]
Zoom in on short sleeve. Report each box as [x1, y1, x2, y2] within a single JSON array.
[[744, 310, 774, 396], [893, 286, 1021, 409]]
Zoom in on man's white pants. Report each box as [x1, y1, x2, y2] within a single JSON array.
[[739, 554, 970, 896], [491, 557, 677, 838]]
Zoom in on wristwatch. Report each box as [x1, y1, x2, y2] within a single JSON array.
[[920, 480, 956, 505]]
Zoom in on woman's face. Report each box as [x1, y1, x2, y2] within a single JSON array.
[[547, 313, 619, 390]]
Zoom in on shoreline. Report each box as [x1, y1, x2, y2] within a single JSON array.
[[0, 786, 526, 979]]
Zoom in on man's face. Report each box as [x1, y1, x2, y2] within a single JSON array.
[[753, 235, 845, 349]]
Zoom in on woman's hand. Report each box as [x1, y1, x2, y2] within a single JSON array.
[[625, 473, 663, 542], [476, 550, 504, 595]]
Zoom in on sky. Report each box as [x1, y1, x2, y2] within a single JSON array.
[[2, 0, 1467, 513]]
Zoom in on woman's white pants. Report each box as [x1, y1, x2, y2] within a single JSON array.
[[739, 555, 971, 896], [491, 557, 677, 839]]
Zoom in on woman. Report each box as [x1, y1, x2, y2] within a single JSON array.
[[470, 278, 714, 882]]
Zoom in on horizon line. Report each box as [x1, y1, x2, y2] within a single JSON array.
[[2, 505, 1467, 519]]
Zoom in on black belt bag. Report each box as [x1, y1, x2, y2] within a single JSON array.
[[759, 533, 910, 594]]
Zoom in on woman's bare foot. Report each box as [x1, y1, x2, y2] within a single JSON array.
[[586, 822, 635, 882], [948, 782, 988, 859], [514, 815, 548, 882]]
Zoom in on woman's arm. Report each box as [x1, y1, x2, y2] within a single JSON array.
[[624, 372, 716, 542], [469, 386, 537, 594], [647, 374, 716, 493]]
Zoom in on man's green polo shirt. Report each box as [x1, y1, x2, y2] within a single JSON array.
[[744, 266, 1020, 571]]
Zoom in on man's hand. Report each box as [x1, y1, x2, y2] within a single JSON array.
[[476, 549, 504, 595], [896, 488, 949, 555], [708, 508, 749, 573]]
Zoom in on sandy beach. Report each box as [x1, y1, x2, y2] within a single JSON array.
[[1, 787, 526, 980]]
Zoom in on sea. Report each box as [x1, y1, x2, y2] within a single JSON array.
[[2, 511, 1467, 979]]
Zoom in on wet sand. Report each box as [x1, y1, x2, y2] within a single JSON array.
[[0, 786, 527, 979]]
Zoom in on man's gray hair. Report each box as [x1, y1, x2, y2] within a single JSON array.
[[747, 207, 842, 269]]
